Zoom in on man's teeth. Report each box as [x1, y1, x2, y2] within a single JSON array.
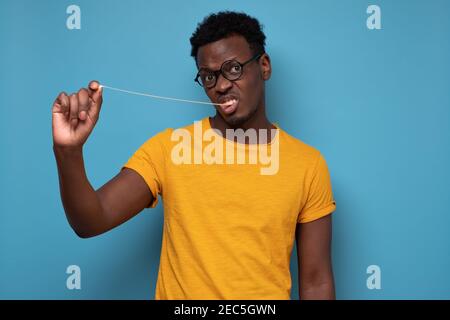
[[222, 99, 236, 106]]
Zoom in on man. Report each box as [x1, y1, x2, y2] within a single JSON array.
[[52, 11, 336, 300]]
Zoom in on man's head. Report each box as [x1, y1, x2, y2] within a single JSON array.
[[190, 11, 271, 127]]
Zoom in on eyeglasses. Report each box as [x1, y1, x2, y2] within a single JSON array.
[[194, 53, 263, 89]]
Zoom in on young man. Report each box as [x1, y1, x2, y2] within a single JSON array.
[[52, 11, 337, 300]]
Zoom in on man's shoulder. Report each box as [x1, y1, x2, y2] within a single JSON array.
[[154, 118, 205, 139], [279, 128, 322, 161], [141, 118, 206, 147]]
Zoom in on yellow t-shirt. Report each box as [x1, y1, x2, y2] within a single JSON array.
[[122, 117, 336, 299]]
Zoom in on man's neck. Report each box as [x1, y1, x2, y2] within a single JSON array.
[[210, 107, 277, 144]]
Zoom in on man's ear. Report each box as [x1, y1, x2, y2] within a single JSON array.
[[260, 53, 272, 81]]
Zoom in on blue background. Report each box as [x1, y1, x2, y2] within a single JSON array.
[[1, 0, 449, 299]]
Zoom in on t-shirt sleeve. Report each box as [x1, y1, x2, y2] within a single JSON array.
[[121, 130, 167, 208], [298, 153, 336, 223]]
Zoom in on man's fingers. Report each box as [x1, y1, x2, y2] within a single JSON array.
[[78, 88, 89, 120], [52, 82, 102, 126], [69, 93, 79, 127], [53, 92, 69, 113]]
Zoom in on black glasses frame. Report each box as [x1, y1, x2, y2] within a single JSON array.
[[194, 53, 263, 88]]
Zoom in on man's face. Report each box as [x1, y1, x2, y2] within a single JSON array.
[[196, 35, 271, 127]]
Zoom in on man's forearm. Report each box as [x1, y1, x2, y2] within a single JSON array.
[[53, 145, 108, 238], [299, 281, 336, 300]]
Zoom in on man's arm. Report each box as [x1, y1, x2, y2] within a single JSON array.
[[296, 214, 335, 299], [52, 80, 154, 238], [54, 146, 153, 238]]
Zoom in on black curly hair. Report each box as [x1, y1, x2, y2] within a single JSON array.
[[190, 11, 266, 61]]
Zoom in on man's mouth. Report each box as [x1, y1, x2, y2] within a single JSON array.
[[219, 98, 239, 115]]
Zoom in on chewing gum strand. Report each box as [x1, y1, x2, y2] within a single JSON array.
[[99, 84, 227, 106]]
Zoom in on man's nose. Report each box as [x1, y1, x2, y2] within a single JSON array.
[[215, 74, 233, 93]]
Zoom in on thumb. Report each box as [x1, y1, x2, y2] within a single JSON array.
[[87, 80, 103, 116], [88, 80, 103, 105]]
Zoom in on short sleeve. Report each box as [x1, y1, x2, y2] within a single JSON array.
[[298, 153, 336, 223], [121, 131, 167, 208]]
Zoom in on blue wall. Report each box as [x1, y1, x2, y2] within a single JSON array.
[[1, 0, 449, 299]]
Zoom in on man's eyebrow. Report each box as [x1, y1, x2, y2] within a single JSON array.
[[198, 56, 239, 70]]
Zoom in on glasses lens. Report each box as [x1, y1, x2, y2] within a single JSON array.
[[222, 60, 242, 80], [198, 71, 216, 88]]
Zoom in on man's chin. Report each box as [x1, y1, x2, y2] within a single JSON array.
[[218, 107, 258, 128], [232, 111, 259, 127], [223, 113, 249, 127]]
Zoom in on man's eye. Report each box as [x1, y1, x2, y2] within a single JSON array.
[[231, 65, 241, 73], [205, 74, 215, 82]]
